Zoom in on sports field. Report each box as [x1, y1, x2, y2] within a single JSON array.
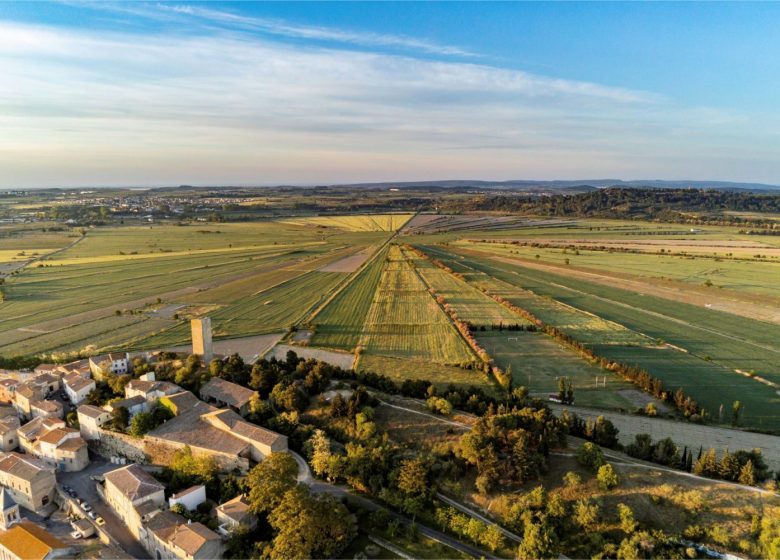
[[478, 331, 638, 410]]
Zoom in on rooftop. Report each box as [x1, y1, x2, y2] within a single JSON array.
[[77, 404, 108, 419], [200, 377, 256, 409], [216, 494, 252, 523], [147, 403, 248, 456], [104, 464, 165, 502], [63, 373, 94, 392], [0, 453, 52, 481], [171, 485, 204, 500], [0, 522, 67, 560]]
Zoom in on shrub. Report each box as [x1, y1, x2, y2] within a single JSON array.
[[597, 464, 619, 491]]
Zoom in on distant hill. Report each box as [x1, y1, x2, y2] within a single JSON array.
[[332, 179, 780, 192], [445, 187, 780, 223]]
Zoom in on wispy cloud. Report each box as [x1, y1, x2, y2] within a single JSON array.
[[0, 20, 774, 187], [158, 3, 476, 57]]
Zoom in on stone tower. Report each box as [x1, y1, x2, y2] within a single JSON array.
[[191, 317, 213, 364], [0, 488, 20, 531]]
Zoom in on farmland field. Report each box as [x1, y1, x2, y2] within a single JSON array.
[[0, 219, 393, 356], [407, 249, 525, 327], [308, 246, 389, 350], [358, 245, 474, 365], [356, 354, 495, 393], [478, 331, 638, 410], [415, 243, 780, 431], [279, 214, 413, 232]]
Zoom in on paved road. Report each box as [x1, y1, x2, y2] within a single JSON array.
[[58, 457, 149, 559]]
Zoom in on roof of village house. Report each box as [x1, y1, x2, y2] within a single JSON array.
[[104, 464, 165, 502], [15, 384, 43, 400], [33, 364, 57, 373], [154, 519, 220, 557], [30, 400, 62, 414], [216, 494, 253, 524], [160, 391, 200, 415], [77, 404, 109, 419], [106, 395, 146, 411], [0, 521, 68, 560], [0, 408, 16, 420], [58, 438, 86, 453], [36, 427, 72, 446], [0, 416, 20, 435], [0, 379, 19, 389], [63, 373, 94, 393], [171, 485, 204, 500], [33, 373, 59, 386], [147, 402, 248, 456], [58, 359, 91, 375], [18, 417, 64, 441], [200, 377, 256, 409], [0, 453, 52, 481], [204, 408, 284, 448], [126, 379, 180, 397], [108, 352, 128, 361]]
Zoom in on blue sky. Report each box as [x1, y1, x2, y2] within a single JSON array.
[[1, 1, 778, 187]]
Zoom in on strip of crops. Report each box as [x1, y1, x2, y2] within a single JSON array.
[[359, 246, 473, 365], [408, 250, 526, 327], [309, 246, 389, 350]]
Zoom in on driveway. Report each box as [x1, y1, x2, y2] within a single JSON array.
[[58, 456, 149, 559]]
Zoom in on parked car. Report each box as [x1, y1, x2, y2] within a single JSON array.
[[95, 517, 105, 526], [82, 503, 92, 512], [87, 511, 96, 520], [70, 531, 82, 540]]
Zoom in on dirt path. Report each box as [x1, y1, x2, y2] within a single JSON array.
[[487, 253, 780, 325]]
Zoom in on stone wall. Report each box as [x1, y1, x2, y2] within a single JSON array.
[[91, 429, 147, 463], [91, 429, 249, 472]]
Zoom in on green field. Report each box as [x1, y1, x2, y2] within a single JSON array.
[[418, 243, 780, 431], [356, 353, 495, 393], [460, 240, 780, 299], [408, 249, 525, 327], [308, 246, 389, 350], [359, 245, 474, 365], [478, 331, 637, 410], [0, 220, 392, 356]]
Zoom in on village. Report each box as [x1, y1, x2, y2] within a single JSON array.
[[0, 318, 290, 560]]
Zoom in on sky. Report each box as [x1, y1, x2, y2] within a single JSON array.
[[1, 1, 779, 188]]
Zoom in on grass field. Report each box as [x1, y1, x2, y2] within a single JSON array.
[[136, 270, 345, 348], [461, 239, 780, 299], [308, 246, 389, 350], [0, 220, 392, 356], [279, 214, 414, 232], [356, 354, 495, 393], [407, 249, 525, 327], [419, 243, 780, 431], [477, 331, 637, 410], [358, 245, 474, 365]]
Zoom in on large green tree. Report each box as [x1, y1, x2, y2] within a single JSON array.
[[247, 452, 299, 514], [268, 486, 356, 560]]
